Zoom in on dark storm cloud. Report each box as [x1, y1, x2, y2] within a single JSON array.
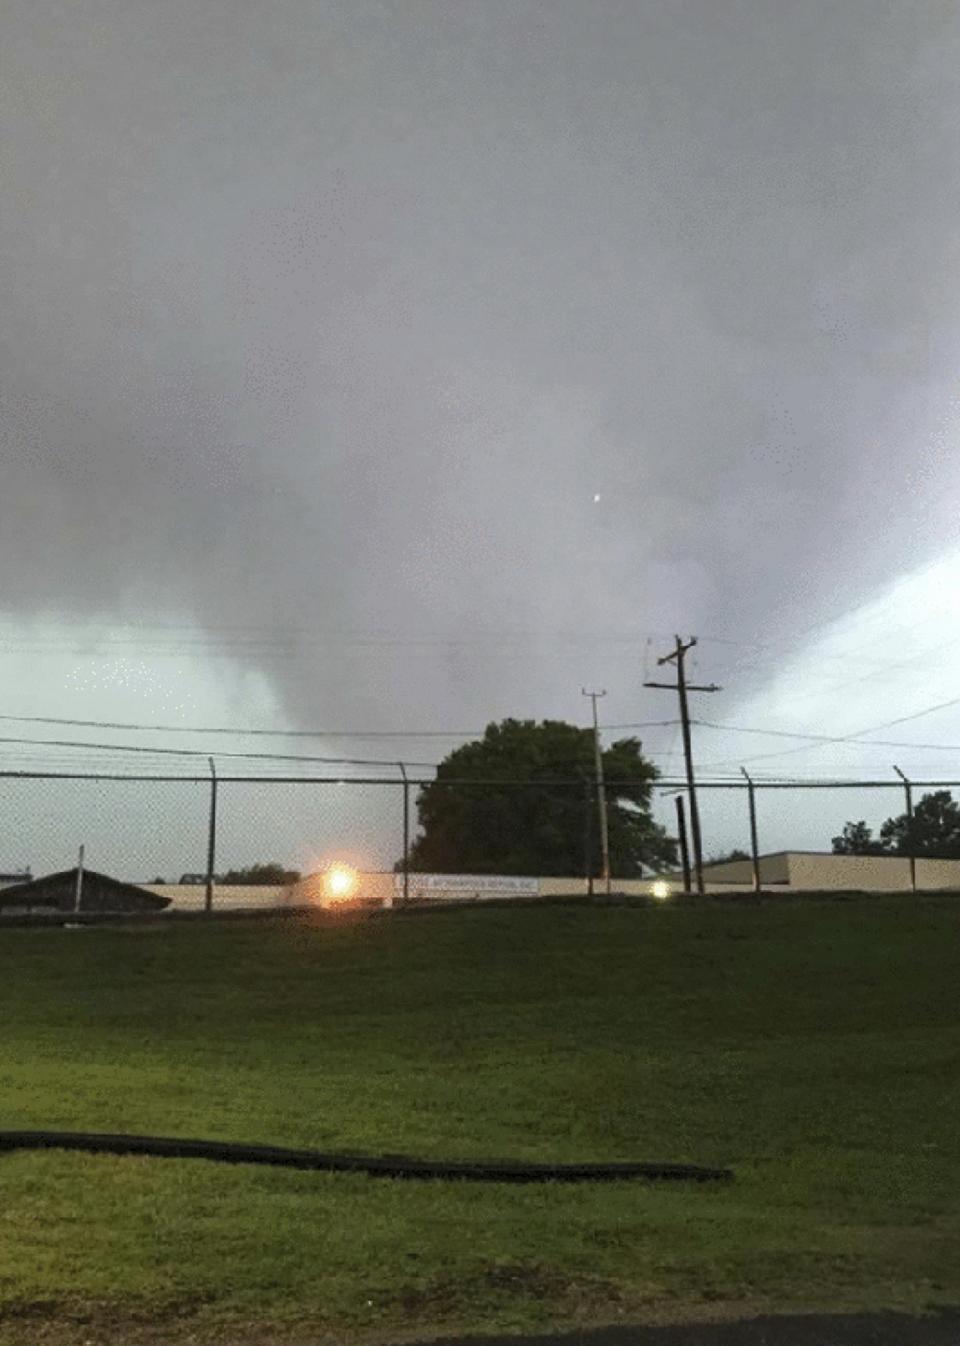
[[2, 0, 959, 729]]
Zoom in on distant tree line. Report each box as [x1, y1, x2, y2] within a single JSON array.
[[832, 790, 960, 858], [217, 863, 301, 885], [705, 848, 749, 865], [151, 864, 302, 886]]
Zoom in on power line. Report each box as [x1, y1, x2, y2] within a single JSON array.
[[695, 717, 960, 752], [0, 713, 680, 738], [0, 715, 481, 739], [721, 633, 960, 707], [0, 644, 676, 664], [0, 619, 932, 663], [861, 694, 960, 735], [699, 693, 960, 770], [0, 735, 439, 769], [0, 630, 683, 654], [5, 769, 959, 788], [601, 721, 681, 732], [0, 730, 687, 775], [0, 619, 759, 644]]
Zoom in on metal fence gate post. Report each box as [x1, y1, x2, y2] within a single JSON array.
[[674, 794, 692, 893], [741, 768, 761, 893], [398, 763, 410, 906], [73, 844, 85, 913], [893, 765, 916, 892], [205, 757, 217, 914], [583, 779, 595, 896]]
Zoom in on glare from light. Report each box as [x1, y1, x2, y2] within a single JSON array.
[[324, 862, 358, 903], [651, 879, 671, 900]]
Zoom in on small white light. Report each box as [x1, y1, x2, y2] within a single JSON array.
[[651, 880, 671, 900]]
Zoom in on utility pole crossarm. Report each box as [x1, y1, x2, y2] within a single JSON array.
[[657, 635, 697, 666], [644, 681, 722, 693]]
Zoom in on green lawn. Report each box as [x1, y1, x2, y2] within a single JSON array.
[[1, 899, 960, 1345]]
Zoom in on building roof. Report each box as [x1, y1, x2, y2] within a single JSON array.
[[0, 867, 171, 912], [678, 851, 939, 867]]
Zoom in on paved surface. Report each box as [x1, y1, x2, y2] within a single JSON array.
[[410, 1312, 960, 1346]]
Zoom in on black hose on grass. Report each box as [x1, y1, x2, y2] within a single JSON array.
[[0, 1131, 732, 1183]]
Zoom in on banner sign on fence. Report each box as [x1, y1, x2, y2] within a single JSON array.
[[392, 873, 540, 902]]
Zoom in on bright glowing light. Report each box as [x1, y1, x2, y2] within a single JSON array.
[[324, 863, 358, 903], [593, 493, 601, 503], [651, 880, 671, 900]]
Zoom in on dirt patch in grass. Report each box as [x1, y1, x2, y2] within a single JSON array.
[[380, 1262, 630, 1320]]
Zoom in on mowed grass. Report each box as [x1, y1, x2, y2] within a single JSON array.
[[1, 899, 960, 1344]]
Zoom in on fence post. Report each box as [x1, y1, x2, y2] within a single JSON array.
[[893, 765, 916, 892], [73, 844, 85, 914], [741, 768, 761, 893], [205, 757, 217, 915], [583, 779, 595, 896], [398, 763, 410, 907], [674, 794, 692, 893]]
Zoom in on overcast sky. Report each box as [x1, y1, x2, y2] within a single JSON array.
[[3, 1, 960, 868]]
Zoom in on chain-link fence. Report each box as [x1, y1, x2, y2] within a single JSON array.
[[3, 770, 960, 909]]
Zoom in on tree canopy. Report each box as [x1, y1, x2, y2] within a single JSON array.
[[831, 821, 886, 856], [216, 862, 301, 886], [405, 718, 676, 876], [706, 848, 750, 865], [832, 791, 960, 858]]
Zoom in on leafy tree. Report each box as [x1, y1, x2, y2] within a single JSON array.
[[879, 790, 960, 858], [216, 862, 301, 885], [831, 821, 885, 855], [832, 792, 960, 858], [706, 848, 750, 865], [405, 718, 675, 876]]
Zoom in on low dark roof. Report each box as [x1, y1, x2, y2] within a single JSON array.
[[0, 867, 170, 911]]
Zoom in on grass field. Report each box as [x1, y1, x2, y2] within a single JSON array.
[[1, 898, 960, 1345]]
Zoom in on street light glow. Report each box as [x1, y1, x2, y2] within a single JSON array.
[[324, 863, 359, 903]]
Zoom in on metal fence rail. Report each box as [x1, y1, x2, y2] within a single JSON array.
[[2, 770, 960, 906]]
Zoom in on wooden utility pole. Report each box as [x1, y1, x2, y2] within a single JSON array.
[[893, 765, 916, 893], [583, 779, 595, 896], [581, 688, 611, 894], [645, 637, 720, 895]]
